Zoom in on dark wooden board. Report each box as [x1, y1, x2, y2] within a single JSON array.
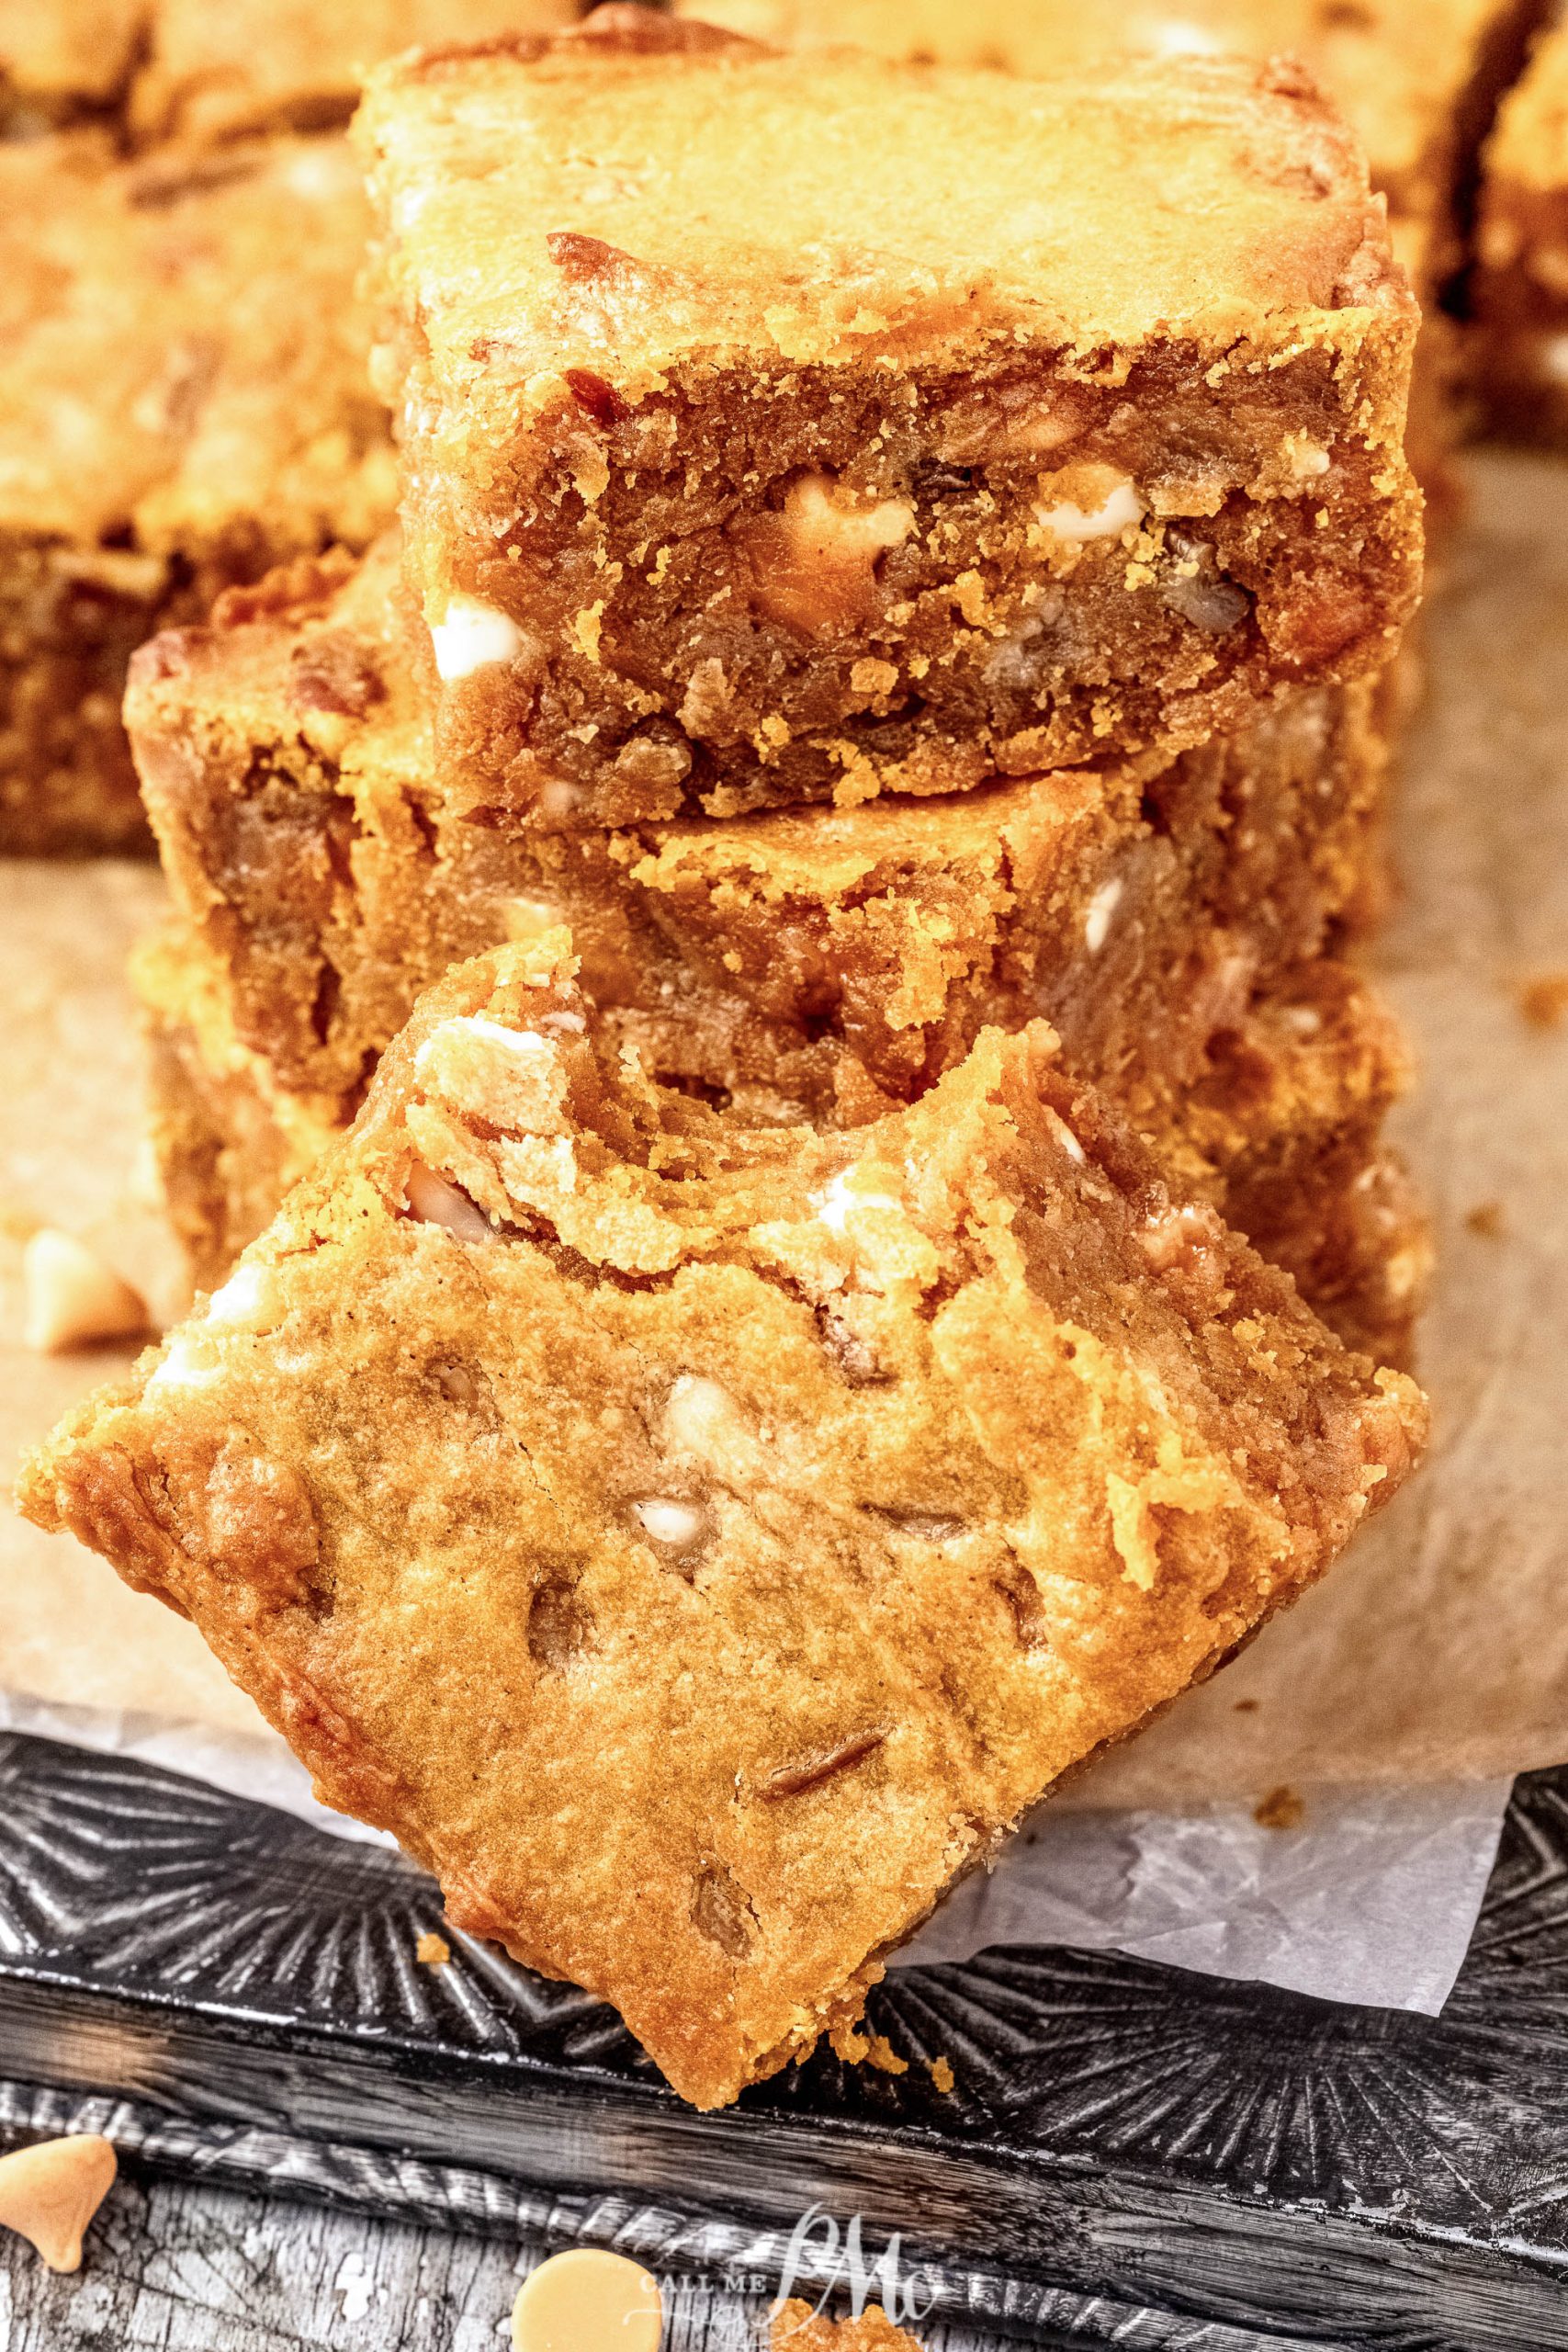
[[2, 1732, 1566, 2348]]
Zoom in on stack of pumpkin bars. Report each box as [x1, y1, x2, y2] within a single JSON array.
[[20, 3, 1472, 2107]]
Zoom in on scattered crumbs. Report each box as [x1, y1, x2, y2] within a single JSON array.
[[416, 1931, 451, 1969], [1254, 1785, 1305, 1832], [1465, 1200, 1506, 1239], [928, 2054, 955, 2095], [1233, 1698, 1260, 1713], [1516, 971, 1568, 1031], [829, 2019, 907, 2073], [865, 2033, 908, 2077]]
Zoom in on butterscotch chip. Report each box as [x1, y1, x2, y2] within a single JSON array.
[[22, 1229, 150, 1353], [1254, 1784, 1307, 1830], [1517, 971, 1568, 1030], [20, 937, 1426, 2107], [354, 10, 1420, 825], [511, 2250, 661, 2352], [0, 2135, 117, 2274]]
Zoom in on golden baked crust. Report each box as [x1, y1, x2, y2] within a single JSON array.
[[130, 0, 579, 145], [1473, 22, 1568, 437], [19, 935, 1426, 2109], [355, 7, 1421, 820], [673, 0, 1550, 288], [0, 132, 395, 853]]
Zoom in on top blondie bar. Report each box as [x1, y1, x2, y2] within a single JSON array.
[[355, 6, 1422, 826]]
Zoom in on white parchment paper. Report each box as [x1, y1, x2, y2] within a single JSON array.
[[3, 456, 1562, 2031]]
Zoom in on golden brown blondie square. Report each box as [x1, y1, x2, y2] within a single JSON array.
[[129, 538, 1384, 1125], [1473, 22, 1568, 438], [355, 8, 1422, 827], [20, 933, 1425, 2108], [129, 0, 581, 146], [0, 133, 394, 854]]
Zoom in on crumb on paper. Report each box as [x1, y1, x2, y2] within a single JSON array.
[[1465, 1200, 1506, 1238], [415, 1930, 451, 1969], [0, 2134, 117, 2273], [1233, 1698, 1260, 1713], [1516, 972, 1568, 1030], [1254, 1785, 1305, 1831], [22, 1229, 150, 1353], [928, 2054, 955, 2094]]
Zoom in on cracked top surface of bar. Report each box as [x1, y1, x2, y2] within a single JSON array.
[[20, 935, 1426, 2108], [355, 6, 1421, 820]]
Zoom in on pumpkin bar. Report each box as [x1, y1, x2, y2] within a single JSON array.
[[132, 920, 1427, 1363], [128, 537, 1385, 1127], [20, 933, 1427, 2109], [0, 132, 394, 854], [1473, 20, 1568, 439], [354, 7, 1422, 826]]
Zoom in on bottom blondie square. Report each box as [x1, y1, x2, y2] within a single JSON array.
[[22, 937, 1425, 2107]]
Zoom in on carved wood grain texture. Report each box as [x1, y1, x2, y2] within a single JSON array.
[[3, 1733, 1568, 2348]]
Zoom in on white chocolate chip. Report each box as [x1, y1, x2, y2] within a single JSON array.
[[1543, 334, 1568, 387], [1084, 876, 1123, 955], [1280, 1004, 1323, 1037], [784, 472, 914, 561], [663, 1373, 739, 1458], [632, 1496, 708, 1550], [811, 1169, 902, 1236], [22, 1231, 148, 1354], [144, 1334, 222, 1395], [204, 1260, 275, 1331], [430, 594, 526, 681], [404, 1161, 494, 1244], [414, 1016, 551, 1072], [0, 2134, 117, 2273], [1035, 476, 1143, 544], [1289, 441, 1331, 480], [1046, 1111, 1087, 1165]]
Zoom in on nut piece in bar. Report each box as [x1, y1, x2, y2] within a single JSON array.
[[0, 132, 395, 853], [354, 7, 1422, 827], [20, 936, 1426, 2108], [1473, 20, 1568, 439]]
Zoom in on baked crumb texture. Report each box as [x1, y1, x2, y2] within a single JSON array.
[[126, 535, 1427, 1358], [772, 2299, 925, 2350], [18, 934, 1427, 2109], [0, 132, 393, 853], [353, 12, 1423, 827], [1474, 19, 1568, 439]]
